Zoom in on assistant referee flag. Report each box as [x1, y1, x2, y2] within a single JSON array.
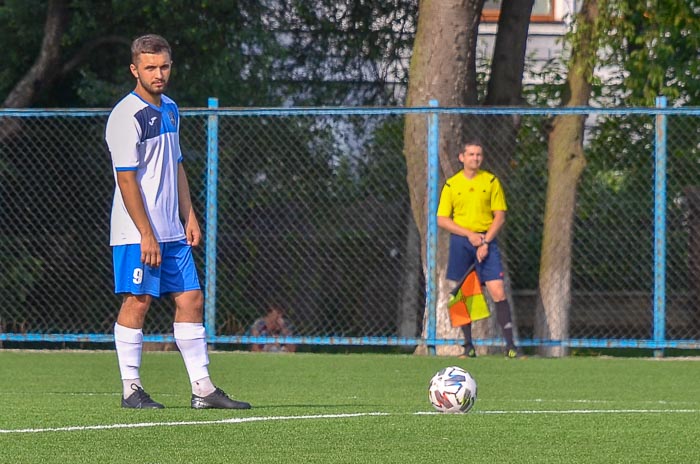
[[448, 267, 490, 327]]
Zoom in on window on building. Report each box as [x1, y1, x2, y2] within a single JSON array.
[[482, 0, 556, 23]]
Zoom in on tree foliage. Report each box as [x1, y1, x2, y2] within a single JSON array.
[[0, 1, 419, 338], [0, 0, 417, 108], [3, 0, 698, 343], [520, 0, 700, 352], [603, 0, 700, 106]]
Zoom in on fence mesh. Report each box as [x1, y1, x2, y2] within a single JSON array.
[[0, 108, 698, 347], [210, 114, 420, 338]]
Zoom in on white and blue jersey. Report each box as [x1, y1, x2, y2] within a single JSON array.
[[106, 92, 186, 246]]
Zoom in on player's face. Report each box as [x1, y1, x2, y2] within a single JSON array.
[[266, 310, 283, 331], [130, 52, 172, 101], [459, 144, 483, 171]]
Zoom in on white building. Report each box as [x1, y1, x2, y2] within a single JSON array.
[[479, 0, 580, 65]]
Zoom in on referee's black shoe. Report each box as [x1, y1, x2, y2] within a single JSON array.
[[459, 344, 477, 359], [121, 384, 165, 409], [505, 345, 524, 359], [191, 387, 251, 410]]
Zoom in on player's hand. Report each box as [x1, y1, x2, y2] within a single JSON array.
[[469, 233, 485, 247], [476, 242, 489, 263], [141, 234, 161, 268], [185, 218, 202, 247]]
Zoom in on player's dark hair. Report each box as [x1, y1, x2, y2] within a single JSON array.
[[462, 139, 483, 149], [459, 139, 484, 157], [268, 305, 286, 316], [131, 34, 171, 64]]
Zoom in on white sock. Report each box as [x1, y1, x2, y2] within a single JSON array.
[[122, 379, 143, 399], [174, 322, 215, 396], [114, 323, 143, 398], [192, 376, 216, 397]]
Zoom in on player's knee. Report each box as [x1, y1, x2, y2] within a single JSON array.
[[188, 290, 204, 310], [175, 290, 204, 317], [121, 294, 152, 313], [485, 282, 506, 301]]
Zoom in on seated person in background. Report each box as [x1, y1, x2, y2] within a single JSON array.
[[250, 306, 296, 352]]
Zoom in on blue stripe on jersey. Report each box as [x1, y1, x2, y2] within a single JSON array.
[[130, 92, 179, 143], [115, 166, 138, 171], [135, 106, 163, 141]]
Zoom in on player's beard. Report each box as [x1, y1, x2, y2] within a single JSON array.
[[139, 77, 168, 96]]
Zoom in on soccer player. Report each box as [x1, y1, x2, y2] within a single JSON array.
[[249, 306, 297, 353], [105, 34, 251, 409], [437, 140, 520, 358]]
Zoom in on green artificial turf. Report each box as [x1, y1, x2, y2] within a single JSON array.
[[0, 350, 697, 463]]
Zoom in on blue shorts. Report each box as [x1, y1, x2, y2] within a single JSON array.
[[113, 239, 201, 297], [446, 234, 504, 282]]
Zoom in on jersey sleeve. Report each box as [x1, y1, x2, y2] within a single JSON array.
[[106, 108, 142, 170], [490, 177, 508, 211], [437, 182, 454, 217], [173, 103, 183, 163]]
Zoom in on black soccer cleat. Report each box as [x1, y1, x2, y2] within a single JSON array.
[[121, 384, 165, 409], [505, 345, 523, 359], [191, 387, 252, 410], [459, 344, 477, 359]]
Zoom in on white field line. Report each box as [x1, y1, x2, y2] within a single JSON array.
[[0, 413, 389, 434], [2, 409, 699, 434], [478, 409, 700, 415], [416, 409, 700, 415], [504, 398, 699, 406]]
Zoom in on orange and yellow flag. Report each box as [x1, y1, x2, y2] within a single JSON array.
[[448, 269, 490, 327]]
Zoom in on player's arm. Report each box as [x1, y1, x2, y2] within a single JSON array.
[[280, 321, 296, 352], [483, 210, 506, 244], [482, 176, 507, 245], [437, 216, 484, 247], [477, 210, 506, 262], [116, 170, 161, 268], [249, 324, 263, 352], [177, 163, 201, 247]]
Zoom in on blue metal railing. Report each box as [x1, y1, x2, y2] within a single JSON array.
[[204, 97, 220, 341], [2, 103, 700, 352], [653, 96, 668, 357]]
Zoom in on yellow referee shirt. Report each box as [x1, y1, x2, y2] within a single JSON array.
[[437, 170, 507, 232]]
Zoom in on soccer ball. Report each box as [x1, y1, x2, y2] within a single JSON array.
[[428, 366, 477, 413]]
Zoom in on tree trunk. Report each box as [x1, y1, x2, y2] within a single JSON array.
[[405, 0, 535, 355], [2, 0, 68, 108], [404, 0, 484, 356], [536, 116, 586, 357], [0, 0, 69, 141], [482, 0, 534, 177], [397, 215, 423, 343], [535, 0, 599, 357], [471, 0, 534, 354]]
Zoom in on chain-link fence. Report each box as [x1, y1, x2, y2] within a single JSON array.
[[1, 105, 699, 351]]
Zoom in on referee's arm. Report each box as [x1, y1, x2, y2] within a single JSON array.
[[437, 216, 484, 247], [483, 210, 506, 244]]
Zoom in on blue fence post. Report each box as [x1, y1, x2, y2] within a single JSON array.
[[204, 98, 219, 342], [653, 96, 667, 358], [426, 100, 440, 355]]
